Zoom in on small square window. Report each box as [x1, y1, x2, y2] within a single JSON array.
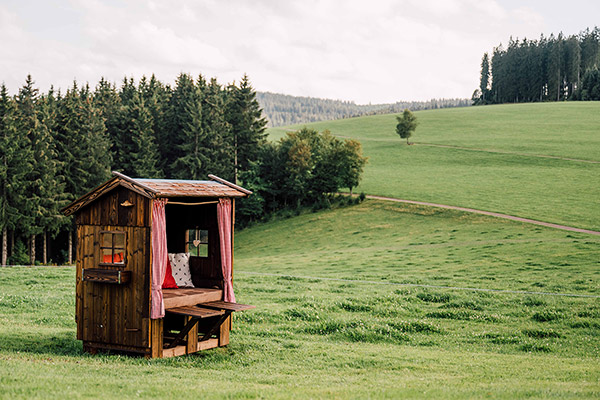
[[186, 229, 209, 257], [100, 231, 126, 265]]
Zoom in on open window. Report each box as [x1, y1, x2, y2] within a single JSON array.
[[186, 228, 209, 257], [100, 231, 126, 265]]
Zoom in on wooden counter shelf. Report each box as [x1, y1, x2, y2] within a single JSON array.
[[82, 268, 131, 284]]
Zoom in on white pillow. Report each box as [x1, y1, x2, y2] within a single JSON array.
[[168, 252, 194, 288]]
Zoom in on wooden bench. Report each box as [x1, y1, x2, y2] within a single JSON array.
[[163, 288, 222, 309], [164, 300, 255, 350]]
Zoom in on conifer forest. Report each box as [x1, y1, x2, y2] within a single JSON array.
[[257, 92, 470, 127], [474, 27, 600, 104], [0, 73, 367, 265]]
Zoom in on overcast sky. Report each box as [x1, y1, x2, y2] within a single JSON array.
[[1, 0, 598, 104]]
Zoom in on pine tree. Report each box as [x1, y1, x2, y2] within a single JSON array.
[[14, 75, 45, 264], [56, 82, 111, 261], [123, 91, 162, 178], [162, 73, 202, 178], [200, 76, 233, 179], [546, 33, 565, 101], [139, 74, 169, 177], [172, 82, 209, 180], [57, 83, 112, 262], [94, 78, 124, 170], [0, 84, 32, 265], [36, 88, 68, 263], [564, 35, 581, 97], [479, 53, 490, 104], [490, 45, 505, 103], [225, 74, 267, 183], [580, 27, 600, 73]]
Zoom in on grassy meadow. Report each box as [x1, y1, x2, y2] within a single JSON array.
[[1, 102, 599, 398], [268, 102, 600, 230], [1, 201, 599, 398]]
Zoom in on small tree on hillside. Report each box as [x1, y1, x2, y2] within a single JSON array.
[[395, 109, 418, 144]]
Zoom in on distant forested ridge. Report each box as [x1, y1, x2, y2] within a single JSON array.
[[474, 27, 600, 104], [0, 74, 367, 266], [257, 92, 470, 127]]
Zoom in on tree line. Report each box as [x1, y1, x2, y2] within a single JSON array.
[[257, 91, 470, 127], [474, 27, 600, 104], [0, 74, 367, 265]]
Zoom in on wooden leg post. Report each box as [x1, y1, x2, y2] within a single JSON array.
[[186, 316, 198, 354], [219, 315, 230, 347], [150, 318, 163, 358]]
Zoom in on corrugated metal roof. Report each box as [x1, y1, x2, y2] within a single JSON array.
[[134, 179, 247, 198]]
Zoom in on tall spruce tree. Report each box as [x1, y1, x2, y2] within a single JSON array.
[[123, 91, 162, 178], [168, 73, 212, 179], [479, 53, 490, 104], [36, 89, 67, 263], [56, 82, 111, 263], [139, 74, 169, 177], [225, 74, 267, 183], [162, 73, 200, 178], [0, 84, 32, 265], [94, 78, 123, 170], [14, 76, 46, 264], [200, 76, 233, 179]]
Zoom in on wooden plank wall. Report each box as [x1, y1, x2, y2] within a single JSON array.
[[76, 188, 151, 351], [76, 186, 149, 227]]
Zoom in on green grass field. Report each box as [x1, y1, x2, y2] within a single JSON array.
[[1, 201, 599, 398], [2, 102, 599, 398], [269, 102, 600, 230]]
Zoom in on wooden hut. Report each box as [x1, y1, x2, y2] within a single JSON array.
[[62, 171, 254, 358]]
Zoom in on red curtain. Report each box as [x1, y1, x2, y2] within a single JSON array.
[[151, 198, 168, 319], [217, 198, 236, 303]]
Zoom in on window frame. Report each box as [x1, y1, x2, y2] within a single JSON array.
[[185, 228, 209, 258], [99, 230, 127, 266]]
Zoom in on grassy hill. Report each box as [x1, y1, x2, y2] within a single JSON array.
[[1, 201, 598, 398], [268, 102, 600, 230], [2, 102, 599, 398]]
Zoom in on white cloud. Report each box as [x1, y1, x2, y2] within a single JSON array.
[[0, 0, 551, 103]]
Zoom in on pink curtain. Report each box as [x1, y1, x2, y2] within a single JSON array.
[[217, 198, 236, 303], [151, 198, 168, 319]]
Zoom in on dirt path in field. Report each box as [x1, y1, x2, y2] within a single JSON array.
[[364, 195, 600, 236]]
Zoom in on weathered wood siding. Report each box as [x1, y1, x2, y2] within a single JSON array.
[[76, 188, 151, 351], [75, 186, 150, 227]]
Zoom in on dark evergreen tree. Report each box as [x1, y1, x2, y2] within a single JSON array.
[[36, 88, 68, 263], [580, 27, 600, 73], [56, 82, 111, 263], [200, 76, 233, 179], [479, 53, 490, 104], [580, 68, 600, 99], [477, 28, 600, 104], [139, 74, 170, 176], [0, 84, 32, 265], [94, 78, 123, 169], [565, 35, 582, 97], [122, 91, 162, 178], [14, 76, 45, 264], [56, 83, 111, 199], [162, 73, 200, 177], [225, 74, 267, 183]]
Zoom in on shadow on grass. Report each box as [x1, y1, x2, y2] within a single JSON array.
[[0, 331, 83, 357]]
